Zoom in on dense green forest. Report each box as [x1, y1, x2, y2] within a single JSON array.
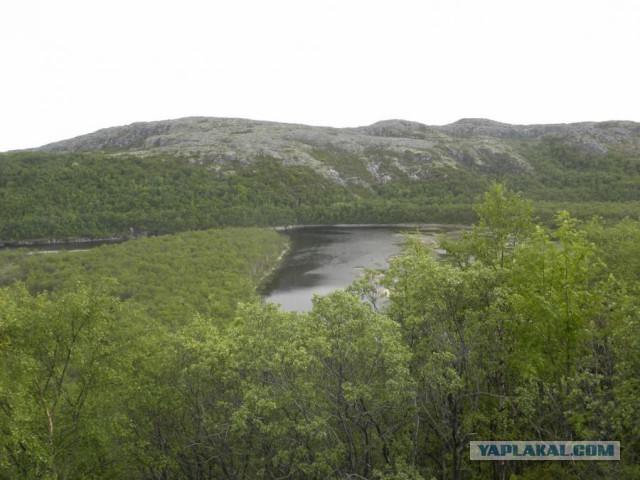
[[0, 228, 287, 325], [1, 186, 639, 479], [1, 144, 640, 242]]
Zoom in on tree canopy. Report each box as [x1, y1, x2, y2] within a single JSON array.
[[1, 186, 639, 479]]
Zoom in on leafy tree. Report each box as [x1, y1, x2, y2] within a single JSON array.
[[308, 291, 415, 478], [458, 182, 533, 268], [383, 187, 636, 479], [384, 237, 499, 479], [0, 284, 140, 479]]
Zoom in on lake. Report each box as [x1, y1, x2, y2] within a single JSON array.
[[263, 224, 466, 312]]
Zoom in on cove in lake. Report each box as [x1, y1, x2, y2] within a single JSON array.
[[263, 225, 466, 312]]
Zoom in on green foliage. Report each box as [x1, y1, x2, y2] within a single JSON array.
[[583, 217, 640, 288], [0, 152, 359, 241], [141, 292, 416, 479], [381, 186, 638, 479], [439, 182, 534, 272], [0, 227, 287, 325], [3, 138, 640, 243], [2, 184, 639, 479], [308, 291, 415, 478], [506, 138, 640, 203], [0, 284, 148, 479]]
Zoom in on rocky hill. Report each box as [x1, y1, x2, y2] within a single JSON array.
[[37, 117, 640, 186], [2, 116, 639, 242]]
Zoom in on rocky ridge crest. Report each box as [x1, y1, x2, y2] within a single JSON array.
[[37, 117, 640, 185]]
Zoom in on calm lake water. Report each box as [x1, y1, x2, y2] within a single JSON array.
[[263, 225, 465, 312]]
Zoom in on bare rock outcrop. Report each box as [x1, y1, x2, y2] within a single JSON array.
[[36, 116, 640, 185]]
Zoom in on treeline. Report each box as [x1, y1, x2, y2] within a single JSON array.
[[1, 187, 639, 478], [506, 138, 640, 203], [0, 152, 360, 241], [0, 151, 475, 241], [2, 145, 640, 242]]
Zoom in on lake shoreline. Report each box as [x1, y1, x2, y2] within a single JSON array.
[[256, 244, 291, 296], [274, 222, 471, 231], [0, 235, 135, 249], [1, 223, 470, 250]]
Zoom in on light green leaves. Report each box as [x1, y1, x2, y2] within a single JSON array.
[[0, 284, 136, 479]]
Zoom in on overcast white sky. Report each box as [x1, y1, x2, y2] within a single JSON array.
[[1, 0, 638, 152]]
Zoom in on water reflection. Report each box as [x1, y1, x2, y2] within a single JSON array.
[[264, 225, 458, 312]]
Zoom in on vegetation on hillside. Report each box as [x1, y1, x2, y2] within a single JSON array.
[[0, 152, 363, 241], [2, 139, 640, 243], [1, 185, 639, 479]]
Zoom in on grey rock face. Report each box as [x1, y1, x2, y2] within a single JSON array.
[[36, 116, 640, 185]]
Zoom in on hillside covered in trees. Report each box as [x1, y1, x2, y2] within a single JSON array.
[[2, 117, 640, 242], [1, 185, 639, 479], [1, 118, 639, 478]]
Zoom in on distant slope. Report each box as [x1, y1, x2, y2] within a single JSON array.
[[1, 117, 639, 242], [37, 117, 640, 183]]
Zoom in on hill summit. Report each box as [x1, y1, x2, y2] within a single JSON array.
[[36, 117, 640, 185], [2, 116, 639, 243]]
